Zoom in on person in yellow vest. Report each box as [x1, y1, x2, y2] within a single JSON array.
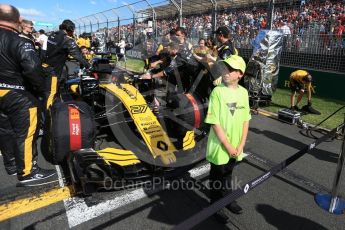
[[289, 70, 313, 111]]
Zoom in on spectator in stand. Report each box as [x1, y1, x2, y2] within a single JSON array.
[[279, 20, 292, 35], [335, 20, 344, 47], [101, 0, 345, 54]]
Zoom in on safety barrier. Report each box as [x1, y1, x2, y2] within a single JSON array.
[[174, 118, 345, 230], [315, 115, 345, 214]]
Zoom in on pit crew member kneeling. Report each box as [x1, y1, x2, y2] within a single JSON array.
[[289, 69, 320, 115]]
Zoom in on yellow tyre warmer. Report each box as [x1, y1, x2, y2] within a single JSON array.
[[101, 83, 177, 165]]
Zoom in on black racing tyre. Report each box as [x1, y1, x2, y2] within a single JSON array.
[[41, 115, 54, 163]]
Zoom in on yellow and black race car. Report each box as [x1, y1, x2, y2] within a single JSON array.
[[52, 57, 211, 195]]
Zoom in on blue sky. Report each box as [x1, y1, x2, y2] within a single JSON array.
[[7, 0, 166, 30]]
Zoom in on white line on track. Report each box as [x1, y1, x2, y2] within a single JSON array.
[[62, 153, 249, 228]]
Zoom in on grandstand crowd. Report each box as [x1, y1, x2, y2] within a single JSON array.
[[103, 0, 344, 51]]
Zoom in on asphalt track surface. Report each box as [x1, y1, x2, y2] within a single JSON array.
[[0, 112, 344, 229]]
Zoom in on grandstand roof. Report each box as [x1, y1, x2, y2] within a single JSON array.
[[138, 0, 272, 19]]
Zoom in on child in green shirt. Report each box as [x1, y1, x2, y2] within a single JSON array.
[[205, 55, 251, 223]]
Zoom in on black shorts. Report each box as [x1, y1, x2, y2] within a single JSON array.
[[290, 79, 303, 92]]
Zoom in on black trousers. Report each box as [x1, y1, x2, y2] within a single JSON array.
[[0, 89, 40, 177], [209, 158, 237, 204], [0, 113, 16, 174], [42, 66, 58, 111]]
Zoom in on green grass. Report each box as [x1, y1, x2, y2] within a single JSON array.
[[116, 58, 345, 129], [265, 88, 345, 130], [117, 58, 145, 73]]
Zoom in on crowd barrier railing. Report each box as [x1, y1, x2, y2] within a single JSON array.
[[174, 117, 345, 230]]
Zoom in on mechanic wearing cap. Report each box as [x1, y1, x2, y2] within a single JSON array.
[[0, 4, 56, 186], [205, 55, 250, 223], [208, 26, 238, 85], [289, 69, 313, 111], [207, 26, 237, 62], [43, 19, 90, 110]]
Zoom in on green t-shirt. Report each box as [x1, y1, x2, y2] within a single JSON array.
[[205, 84, 251, 165]]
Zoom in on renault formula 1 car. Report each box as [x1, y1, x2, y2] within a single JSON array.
[[47, 57, 211, 195]]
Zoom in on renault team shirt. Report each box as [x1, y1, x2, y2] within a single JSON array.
[[205, 84, 251, 165]]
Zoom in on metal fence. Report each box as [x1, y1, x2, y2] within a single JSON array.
[[236, 34, 345, 73], [73, 0, 345, 74]]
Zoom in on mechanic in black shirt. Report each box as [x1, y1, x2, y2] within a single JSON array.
[[141, 27, 200, 92], [43, 19, 90, 110], [207, 26, 238, 86], [215, 26, 237, 60], [0, 4, 56, 186]]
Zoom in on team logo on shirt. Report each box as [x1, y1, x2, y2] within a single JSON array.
[[227, 102, 245, 116], [227, 102, 237, 116]]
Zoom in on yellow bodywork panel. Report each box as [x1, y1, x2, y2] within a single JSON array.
[[100, 83, 177, 165], [70, 84, 79, 94], [97, 148, 140, 167], [183, 131, 196, 150]]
